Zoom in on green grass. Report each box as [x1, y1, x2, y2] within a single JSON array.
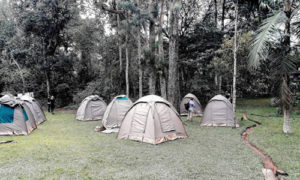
[[0, 99, 299, 179], [237, 99, 300, 180], [0, 112, 262, 179]]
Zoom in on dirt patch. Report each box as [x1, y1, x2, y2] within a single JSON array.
[[241, 114, 288, 179]]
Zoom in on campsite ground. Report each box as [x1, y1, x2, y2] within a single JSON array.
[[0, 99, 299, 179]]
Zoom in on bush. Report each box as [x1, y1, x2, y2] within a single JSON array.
[[73, 81, 104, 105]]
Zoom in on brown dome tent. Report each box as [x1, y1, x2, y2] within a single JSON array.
[[200, 95, 238, 127], [102, 95, 133, 129], [180, 93, 203, 116], [76, 95, 107, 121], [117, 95, 187, 144]]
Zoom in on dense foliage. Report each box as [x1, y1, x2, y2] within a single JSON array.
[[0, 0, 299, 108]]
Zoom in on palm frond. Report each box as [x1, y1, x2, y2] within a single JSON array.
[[295, 21, 300, 38], [248, 11, 287, 68], [259, 0, 275, 11], [292, 7, 300, 38], [272, 54, 298, 74]]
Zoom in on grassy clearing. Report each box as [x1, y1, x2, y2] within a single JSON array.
[[0, 111, 262, 179], [237, 99, 300, 180]]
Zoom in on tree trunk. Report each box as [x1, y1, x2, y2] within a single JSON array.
[[214, 0, 218, 28], [219, 75, 222, 93], [148, 0, 157, 94], [159, 0, 167, 99], [282, 0, 293, 134], [168, 0, 180, 107], [46, 71, 51, 97], [137, 29, 143, 98], [283, 108, 291, 133], [232, 0, 238, 113], [221, 0, 226, 31], [80, 50, 92, 82], [137, 0, 143, 98], [214, 73, 218, 87], [125, 31, 129, 97], [116, 2, 122, 73], [12, 58, 26, 94]]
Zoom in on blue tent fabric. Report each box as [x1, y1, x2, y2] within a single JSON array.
[[116, 97, 129, 100], [0, 105, 14, 123]]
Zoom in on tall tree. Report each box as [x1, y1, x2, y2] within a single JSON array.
[[115, 0, 123, 73], [232, 0, 238, 113], [148, 0, 157, 94], [158, 0, 167, 99], [14, 0, 73, 97], [125, 12, 130, 97], [136, 0, 143, 98], [249, 0, 298, 133], [221, 0, 226, 31], [168, 0, 180, 107], [214, 0, 218, 28]]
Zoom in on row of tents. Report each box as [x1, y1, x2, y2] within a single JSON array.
[[0, 92, 236, 145], [0, 94, 46, 136], [75, 93, 237, 144]]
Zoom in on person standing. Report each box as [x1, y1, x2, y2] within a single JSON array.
[[187, 98, 195, 121], [50, 95, 55, 114], [47, 96, 51, 113], [225, 93, 232, 103]]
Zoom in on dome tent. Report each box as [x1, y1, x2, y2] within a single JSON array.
[[0, 95, 35, 135], [117, 95, 187, 144], [76, 95, 107, 121], [200, 95, 238, 127], [19, 95, 46, 125], [179, 93, 203, 116], [102, 95, 133, 129]]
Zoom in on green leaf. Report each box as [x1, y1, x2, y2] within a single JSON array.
[[248, 11, 287, 68]]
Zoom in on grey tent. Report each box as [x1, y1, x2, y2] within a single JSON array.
[[76, 95, 107, 121], [0, 95, 34, 135], [19, 95, 46, 125], [117, 95, 187, 144], [102, 95, 133, 129], [180, 93, 203, 116], [200, 95, 238, 127]]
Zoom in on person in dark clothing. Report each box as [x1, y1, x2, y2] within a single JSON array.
[[48, 95, 55, 114], [47, 96, 51, 113], [225, 93, 232, 103], [50, 95, 55, 114]]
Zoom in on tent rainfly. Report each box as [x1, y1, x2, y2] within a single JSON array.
[[102, 95, 133, 129], [117, 95, 187, 144], [200, 95, 238, 127], [76, 95, 107, 121], [0, 95, 34, 135], [179, 93, 203, 116]]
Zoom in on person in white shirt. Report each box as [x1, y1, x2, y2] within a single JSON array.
[[187, 98, 195, 121]]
